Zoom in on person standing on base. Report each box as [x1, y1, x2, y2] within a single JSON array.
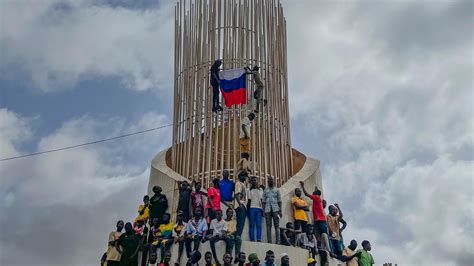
[[262, 176, 282, 244], [220, 170, 235, 203], [240, 113, 255, 154], [247, 176, 263, 242], [210, 59, 223, 112], [106, 220, 124, 266], [291, 188, 309, 231], [327, 204, 344, 257], [356, 240, 374, 266], [117, 222, 141, 266], [149, 186, 168, 225], [341, 240, 358, 266]]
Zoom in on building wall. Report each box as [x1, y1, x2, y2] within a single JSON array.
[[148, 148, 345, 265]]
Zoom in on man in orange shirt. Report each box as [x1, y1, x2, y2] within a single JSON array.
[[327, 203, 344, 256], [291, 188, 309, 231]]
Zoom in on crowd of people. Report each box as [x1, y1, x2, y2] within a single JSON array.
[[102, 170, 374, 266], [101, 61, 374, 265]]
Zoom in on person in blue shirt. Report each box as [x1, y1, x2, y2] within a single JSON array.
[[220, 170, 235, 202]]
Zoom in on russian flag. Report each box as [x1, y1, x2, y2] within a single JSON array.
[[219, 68, 247, 107]]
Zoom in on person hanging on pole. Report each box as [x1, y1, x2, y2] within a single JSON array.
[[210, 59, 223, 112], [244, 66, 267, 113]]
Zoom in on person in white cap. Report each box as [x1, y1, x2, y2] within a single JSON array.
[[280, 253, 290, 266]]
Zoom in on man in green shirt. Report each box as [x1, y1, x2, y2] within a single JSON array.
[[356, 240, 374, 266]]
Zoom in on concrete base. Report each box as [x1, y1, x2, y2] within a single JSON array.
[[148, 148, 345, 265]]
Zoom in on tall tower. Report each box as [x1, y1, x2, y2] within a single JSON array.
[[171, 0, 293, 187]]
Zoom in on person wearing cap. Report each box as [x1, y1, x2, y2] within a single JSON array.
[[307, 257, 316, 266], [245, 253, 260, 266], [244, 66, 267, 113], [210, 59, 223, 112], [280, 253, 290, 266], [206, 177, 222, 221], [172, 210, 188, 265]]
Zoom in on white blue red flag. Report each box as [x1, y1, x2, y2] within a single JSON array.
[[219, 68, 247, 107]]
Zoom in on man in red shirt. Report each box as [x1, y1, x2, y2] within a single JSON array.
[[206, 177, 222, 221], [300, 181, 330, 252]]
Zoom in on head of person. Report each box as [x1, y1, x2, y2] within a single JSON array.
[[204, 251, 213, 264], [313, 186, 321, 196], [286, 222, 294, 230], [116, 220, 124, 232], [226, 208, 234, 220], [362, 240, 371, 251], [323, 200, 327, 209], [212, 177, 220, 189], [194, 207, 203, 219], [136, 219, 144, 227], [328, 205, 337, 215], [248, 253, 260, 265], [253, 66, 260, 72], [124, 222, 134, 234], [152, 185, 162, 195], [267, 176, 275, 187], [215, 209, 223, 221], [149, 252, 158, 264], [213, 59, 222, 68], [176, 210, 184, 223], [238, 172, 247, 182], [265, 250, 275, 264], [162, 213, 171, 224], [248, 112, 256, 121], [241, 152, 250, 159], [223, 170, 230, 180], [305, 223, 314, 235], [294, 187, 302, 197], [181, 181, 189, 190], [152, 217, 160, 227], [195, 181, 202, 191], [238, 252, 246, 263], [250, 176, 258, 187], [281, 253, 290, 266], [348, 239, 358, 251], [143, 195, 150, 205], [307, 257, 316, 266], [223, 253, 233, 264], [163, 251, 172, 263], [188, 250, 202, 264]]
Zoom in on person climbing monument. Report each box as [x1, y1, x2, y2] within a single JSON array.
[[210, 59, 223, 112], [240, 112, 255, 154], [244, 66, 267, 113]]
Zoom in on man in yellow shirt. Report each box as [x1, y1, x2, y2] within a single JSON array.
[[106, 220, 124, 266], [291, 188, 309, 231], [134, 195, 150, 223], [342, 240, 359, 266]]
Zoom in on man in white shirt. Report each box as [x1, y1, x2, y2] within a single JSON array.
[[207, 209, 228, 265], [240, 113, 255, 154], [247, 176, 263, 242]]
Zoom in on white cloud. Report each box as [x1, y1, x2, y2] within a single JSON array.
[[0, 0, 175, 92], [0, 108, 171, 265]]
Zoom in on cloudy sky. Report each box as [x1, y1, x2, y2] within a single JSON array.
[[0, 0, 472, 265]]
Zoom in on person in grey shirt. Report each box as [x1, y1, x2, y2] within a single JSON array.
[[262, 176, 282, 244], [245, 66, 267, 113]]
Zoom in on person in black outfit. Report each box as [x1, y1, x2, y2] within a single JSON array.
[[177, 181, 192, 222], [280, 222, 300, 247], [117, 222, 141, 266], [149, 186, 168, 225], [210, 59, 223, 112]]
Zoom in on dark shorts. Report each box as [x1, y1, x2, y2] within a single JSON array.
[[314, 220, 329, 235]]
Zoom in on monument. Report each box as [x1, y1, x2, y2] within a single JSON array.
[[148, 0, 333, 264]]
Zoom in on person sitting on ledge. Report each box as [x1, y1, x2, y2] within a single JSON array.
[[280, 222, 300, 247], [297, 224, 317, 259], [185, 207, 208, 253], [173, 210, 188, 265], [207, 209, 228, 265], [154, 213, 174, 264]]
